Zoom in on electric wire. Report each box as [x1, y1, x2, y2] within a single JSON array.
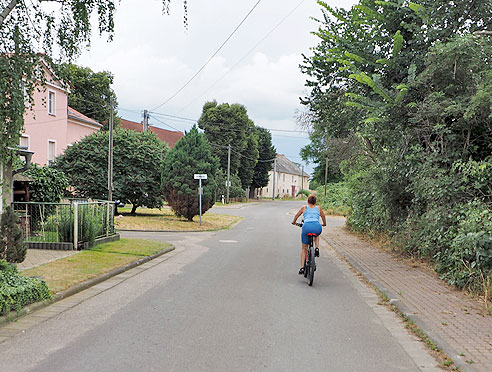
[[176, 0, 307, 114], [151, 0, 263, 112]]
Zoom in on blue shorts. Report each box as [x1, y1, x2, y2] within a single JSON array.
[[301, 221, 322, 244]]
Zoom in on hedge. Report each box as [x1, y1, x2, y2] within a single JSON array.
[[0, 260, 51, 315]]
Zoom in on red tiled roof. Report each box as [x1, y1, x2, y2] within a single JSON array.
[[68, 107, 102, 127], [120, 118, 184, 148]]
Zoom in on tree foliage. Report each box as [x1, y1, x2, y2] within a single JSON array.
[[24, 164, 69, 203], [0, 206, 25, 263], [251, 127, 276, 191], [0, 0, 186, 169], [301, 0, 492, 296], [198, 101, 260, 189], [55, 129, 167, 214], [161, 127, 219, 221], [59, 63, 119, 127]]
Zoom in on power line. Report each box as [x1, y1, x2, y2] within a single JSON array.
[[148, 110, 310, 134], [151, 0, 263, 112], [149, 114, 182, 132], [177, 0, 307, 113]]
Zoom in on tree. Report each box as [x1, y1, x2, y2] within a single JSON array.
[[55, 129, 167, 214], [161, 126, 219, 221], [59, 63, 119, 127], [24, 164, 69, 203], [0, 206, 26, 263], [197, 100, 259, 189], [300, 0, 492, 296], [250, 127, 276, 196], [0, 0, 186, 181]]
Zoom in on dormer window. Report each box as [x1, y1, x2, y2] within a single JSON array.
[[48, 90, 56, 115]]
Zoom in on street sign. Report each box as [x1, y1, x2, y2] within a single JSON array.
[[194, 174, 208, 180], [225, 181, 231, 187]]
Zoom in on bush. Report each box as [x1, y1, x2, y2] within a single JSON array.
[[24, 164, 69, 202], [296, 189, 310, 198], [0, 206, 26, 263], [316, 182, 351, 216], [0, 260, 51, 315], [44, 204, 103, 245]]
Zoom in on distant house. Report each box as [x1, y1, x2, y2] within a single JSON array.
[[119, 119, 184, 148], [20, 60, 102, 165], [261, 154, 310, 199]]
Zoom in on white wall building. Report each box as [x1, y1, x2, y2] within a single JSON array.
[[261, 154, 310, 199]]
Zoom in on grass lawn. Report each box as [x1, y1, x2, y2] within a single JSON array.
[[115, 206, 242, 231], [21, 239, 170, 294]]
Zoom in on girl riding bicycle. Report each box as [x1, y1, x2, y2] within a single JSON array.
[[291, 194, 327, 275]]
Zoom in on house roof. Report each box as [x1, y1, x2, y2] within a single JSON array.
[[68, 107, 103, 128], [274, 154, 310, 177], [120, 118, 184, 148]]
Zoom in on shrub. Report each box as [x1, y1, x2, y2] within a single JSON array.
[[296, 189, 310, 198], [0, 206, 26, 263], [0, 260, 51, 315], [24, 164, 69, 202]]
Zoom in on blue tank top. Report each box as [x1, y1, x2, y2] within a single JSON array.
[[303, 205, 320, 223]]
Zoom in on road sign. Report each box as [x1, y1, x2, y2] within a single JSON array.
[[194, 174, 208, 180], [225, 181, 231, 187]]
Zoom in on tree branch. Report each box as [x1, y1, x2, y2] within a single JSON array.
[[0, 0, 18, 27]]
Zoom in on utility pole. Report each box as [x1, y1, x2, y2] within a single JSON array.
[[272, 157, 277, 200], [143, 110, 149, 132], [324, 153, 329, 200], [226, 144, 231, 204], [108, 98, 114, 201]]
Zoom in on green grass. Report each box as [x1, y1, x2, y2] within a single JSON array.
[[115, 206, 242, 231], [22, 239, 170, 294]]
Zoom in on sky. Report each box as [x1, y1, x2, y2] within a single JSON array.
[[75, 0, 358, 175]]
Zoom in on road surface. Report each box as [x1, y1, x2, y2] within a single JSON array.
[[0, 201, 440, 371]]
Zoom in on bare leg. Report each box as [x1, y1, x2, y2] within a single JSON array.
[[300, 244, 308, 267], [314, 236, 320, 248]]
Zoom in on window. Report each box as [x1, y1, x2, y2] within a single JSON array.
[[48, 91, 56, 115], [292, 175, 294, 182], [48, 140, 56, 163], [20, 135, 29, 149]]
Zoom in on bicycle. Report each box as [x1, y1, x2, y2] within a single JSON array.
[[296, 222, 316, 286]]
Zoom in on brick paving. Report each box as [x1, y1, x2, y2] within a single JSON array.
[[322, 226, 492, 372], [17, 249, 78, 271]]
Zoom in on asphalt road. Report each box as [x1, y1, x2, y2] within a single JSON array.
[[0, 201, 437, 372]]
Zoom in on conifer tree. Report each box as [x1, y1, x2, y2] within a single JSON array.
[[161, 126, 219, 221], [0, 207, 26, 263]]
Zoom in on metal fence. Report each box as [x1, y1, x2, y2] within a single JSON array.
[[12, 200, 115, 248]]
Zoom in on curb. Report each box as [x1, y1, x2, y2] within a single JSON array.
[[0, 246, 175, 327], [322, 235, 480, 372]]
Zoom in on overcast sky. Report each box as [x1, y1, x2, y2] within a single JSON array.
[[76, 0, 357, 174]]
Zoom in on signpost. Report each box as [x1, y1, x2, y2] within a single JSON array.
[[194, 174, 207, 225]]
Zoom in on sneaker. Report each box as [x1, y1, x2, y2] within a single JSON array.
[[315, 248, 319, 257], [298, 267, 304, 275]]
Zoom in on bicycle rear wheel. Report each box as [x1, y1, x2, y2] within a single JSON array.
[[308, 249, 315, 286]]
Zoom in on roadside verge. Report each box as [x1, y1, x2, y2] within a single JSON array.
[[0, 243, 175, 327]]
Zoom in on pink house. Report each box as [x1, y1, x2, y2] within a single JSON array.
[[21, 60, 102, 165]]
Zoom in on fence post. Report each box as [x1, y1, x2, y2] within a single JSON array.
[[106, 201, 110, 237], [73, 202, 78, 250]]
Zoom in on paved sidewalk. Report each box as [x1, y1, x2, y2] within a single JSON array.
[[18, 249, 78, 271], [322, 226, 492, 372]]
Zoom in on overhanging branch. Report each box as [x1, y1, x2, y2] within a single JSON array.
[[0, 0, 18, 27]]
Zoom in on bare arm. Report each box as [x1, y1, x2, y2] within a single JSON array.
[[292, 206, 305, 225], [319, 206, 327, 226]]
